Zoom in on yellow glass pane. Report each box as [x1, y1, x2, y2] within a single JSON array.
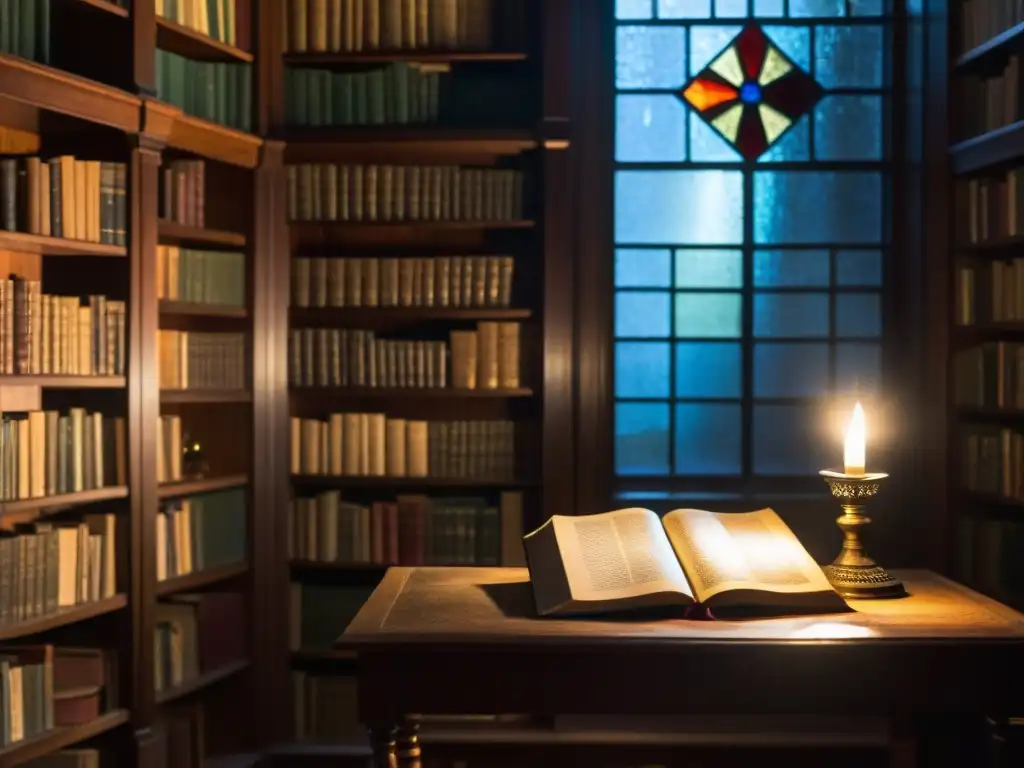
[[710, 47, 745, 87], [758, 103, 791, 144], [712, 104, 744, 143], [758, 44, 792, 87]]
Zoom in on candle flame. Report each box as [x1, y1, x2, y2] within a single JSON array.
[[844, 401, 866, 476]]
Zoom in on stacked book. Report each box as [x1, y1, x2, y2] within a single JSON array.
[[0, 410, 126, 500], [290, 414, 515, 479], [0, 514, 117, 625], [288, 490, 525, 566], [291, 255, 515, 308], [0, 281, 126, 376], [157, 330, 247, 389], [0, 156, 128, 245], [287, 163, 525, 222]]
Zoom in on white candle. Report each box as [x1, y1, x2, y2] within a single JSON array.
[[843, 401, 866, 476]]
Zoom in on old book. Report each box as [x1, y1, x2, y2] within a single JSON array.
[[525, 507, 845, 617]]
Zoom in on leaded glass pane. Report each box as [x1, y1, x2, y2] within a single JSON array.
[[675, 403, 742, 474], [836, 293, 882, 337], [616, 291, 671, 337], [616, 403, 671, 475], [616, 342, 672, 397], [676, 342, 742, 397], [674, 249, 743, 288], [814, 95, 883, 161], [675, 293, 743, 337], [617, 26, 687, 89], [815, 26, 884, 88], [753, 405, 825, 475], [754, 342, 830, 397], [753, 172, 883, 244], [617, 95, 688, 162], [753, 249, 830, 286], [617, 0, 654, 19], [615, 170, 745, 244], [616, 248, 673, 288], [754, 293, 830, 338], [836, 343, 882, 393], [660, 0, 712, 19], [788, 0, 845, 17], [836, 249, 883, 286]]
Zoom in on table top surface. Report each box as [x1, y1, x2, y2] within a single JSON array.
[[339, 567, 1024, 648]]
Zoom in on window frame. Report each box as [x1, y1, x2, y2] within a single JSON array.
[[573, 0, 934, 523]]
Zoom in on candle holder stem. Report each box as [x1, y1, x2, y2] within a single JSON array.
[[819, 470, 906, 600]]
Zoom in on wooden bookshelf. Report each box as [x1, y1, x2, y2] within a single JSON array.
[[160, 300, 249, 318], [66, 0, 132, 18], [156, 17, 255, 64], [290, 475, 538, 489], [157, 219, 248, 247], [948, 9, 1024, 647], [0, 486, 129, 516], [156, 562, 250, 597], [289, 387, 534, 399], [0, 230, 127, 257], [290, 307, 534, 324], [0, 375, 126, 388], [0, 595, 128, 641], [155, 659, 251, 705], [157, 474, 250, 499], [0, 710, 130, 766], [160, 389, 254, 403]]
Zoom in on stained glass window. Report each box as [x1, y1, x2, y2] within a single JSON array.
[[613, 4, 887, 484]]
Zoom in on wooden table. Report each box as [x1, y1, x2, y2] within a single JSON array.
[[339, 567, 1024, 767]]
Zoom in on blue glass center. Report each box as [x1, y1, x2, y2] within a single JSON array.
[[739, 82, 762, 104]]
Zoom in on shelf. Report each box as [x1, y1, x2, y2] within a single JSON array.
[[283, 50, 529, 65], [0, 486, 129, 517], [144, 99, 262, 169], [290, 307, 532, 324], [0, 595, 127, 641], [156, 17, 255, 63], [0, 230, 127, 257], [283, 128, 539, 161], [0, 709, 129, 767], [156, 562, 249, 597], [291, 475, 535, 489], [157, 220, 247, 248], [160, 389, 253, 404], [290, 220, 535, 232], [0, 54, 140, 132], [950, 120, 1024, 175], [155, 658, 250, 705], [291, 387, 534, 398], [65, 0, 130, 17], [954, 22, 1024, 75], [160, 301, 249, 319], [157, 474, 250, 499], [955, 235, 1024, 253], [291, 648, 357, 663], [0, 375, 125, 388]]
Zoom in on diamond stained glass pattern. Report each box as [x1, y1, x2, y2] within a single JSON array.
[[680, 25, 824, 160]]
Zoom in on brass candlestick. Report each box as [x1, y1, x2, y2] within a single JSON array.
[[819, 470, 906, 600]]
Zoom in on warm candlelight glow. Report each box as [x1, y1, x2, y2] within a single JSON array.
[[843, 402, 866, 476]]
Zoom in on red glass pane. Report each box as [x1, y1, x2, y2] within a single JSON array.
[[682, 78, 738, 112], [736, 26, 767, 80], [735, 107, 768, 160], [761, 72, 823, 119]]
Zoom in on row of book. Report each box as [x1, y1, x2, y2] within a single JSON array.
[[156, 490, 247, 582], [156, 246, 246, 308], [0, 514, 117, 626], [289, 323, 521, 389], [955, 261, 1024, 325], [955, 343, 1024, 409], [290, 415, 516, 479], [291, 255, 515, 309], [288, 489, 525, 566], [291, 331, 448, 388], [285, 63, 441, 127], [958, 57, 1022, 139], [160, 159, 206, 228], [283, 0, 498, 53], [156, 415, 185, 485], [156, 0, 239, 46], [955, 515, 1024, 602], [154, 593, 245, 694], [0, 645, 112, 747], [0, 281, 126, 376], [958, 0, 1024, 55], [0, 157, 128, 245], [0, 0, 50, 64], [957, 172, 1024, 245], [287, 163, 526, 223], [154, 50, 253, 133], [157, 330, 247, 390], [0, 410, 125, 501], [961, 425, 1024, 501]]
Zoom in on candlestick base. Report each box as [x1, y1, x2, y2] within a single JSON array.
[[820, 470, 907, 601]]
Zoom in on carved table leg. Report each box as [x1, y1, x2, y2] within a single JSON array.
[[396, 719, 422, 768], [369, 725, 397, 768]]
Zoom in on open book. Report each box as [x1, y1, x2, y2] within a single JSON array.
[[523, 507, 846, 617]]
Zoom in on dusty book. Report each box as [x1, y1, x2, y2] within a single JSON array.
[[524, 507, 846, 617]]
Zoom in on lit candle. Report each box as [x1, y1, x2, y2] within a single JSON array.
[[843, 401, 866, 476]]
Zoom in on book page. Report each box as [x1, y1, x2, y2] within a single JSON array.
[[662, 508, 832, 603], [551, 508, 693, 603]]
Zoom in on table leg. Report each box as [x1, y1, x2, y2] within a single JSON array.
[[396, 719, 422, 768], [369, 725, 397, 768]]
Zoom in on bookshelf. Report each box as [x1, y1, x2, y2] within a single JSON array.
[[950, 0, 1024, 622], [0, 0, 573, 764]]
